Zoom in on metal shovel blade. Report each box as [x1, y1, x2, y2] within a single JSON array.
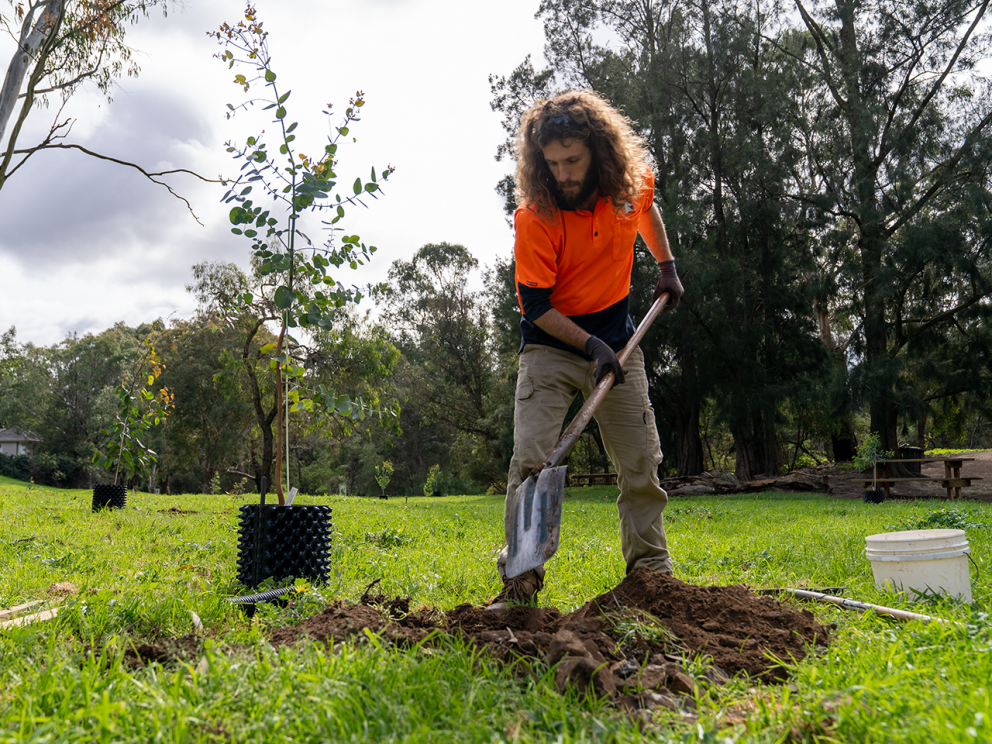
[[504, 466, 568, 579]]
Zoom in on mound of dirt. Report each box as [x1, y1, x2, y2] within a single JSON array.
[[115, 570, 832, 716], [265, 568, 833, 710], [122, 633, 201, 669]]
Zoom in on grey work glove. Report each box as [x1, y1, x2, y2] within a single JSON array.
[[653, 259, 684, 310], [585, 336, 625, 386]]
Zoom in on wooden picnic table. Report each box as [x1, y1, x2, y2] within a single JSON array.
[[569, 472, 618, 487], [852, 457, 981, 500]]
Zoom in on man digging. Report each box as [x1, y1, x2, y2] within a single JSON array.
[[488, 90, 684, 611]]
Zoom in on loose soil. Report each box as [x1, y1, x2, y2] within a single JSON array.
[[260, 568, 832, 711], [115, 569, 833, 718]]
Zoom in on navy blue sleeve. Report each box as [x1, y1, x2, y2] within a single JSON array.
[[517, 283, 554, 322]]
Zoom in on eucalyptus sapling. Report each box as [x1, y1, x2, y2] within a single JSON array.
[[92, 339, 174, 490], [212, 4, 396, 504]]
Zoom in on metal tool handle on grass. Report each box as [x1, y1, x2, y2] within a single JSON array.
[[540, 293, 670, 471]]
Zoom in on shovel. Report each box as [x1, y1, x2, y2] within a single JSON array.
[[504, 292, 671, 578]]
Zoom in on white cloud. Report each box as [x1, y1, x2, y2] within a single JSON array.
[[0, 0, 546, 346]]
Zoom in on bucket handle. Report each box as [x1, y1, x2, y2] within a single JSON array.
[[967, 552, 982, 583]]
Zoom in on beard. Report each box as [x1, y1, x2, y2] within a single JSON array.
[[553, 167, 598, 210]]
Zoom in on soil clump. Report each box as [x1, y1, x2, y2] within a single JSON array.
[[265, 568, 833, 710], [122, 633, 201, 669]]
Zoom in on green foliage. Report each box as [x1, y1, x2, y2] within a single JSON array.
[[424, 464, 443, 498], [380, 244, 508, 489], [885, 508, 987, 533], [0, 452, 86, 487], [853, 432, 894, 472], [211, 6, 393, 424], [374, 460, 393, 497], [91, 340, 173, 486]]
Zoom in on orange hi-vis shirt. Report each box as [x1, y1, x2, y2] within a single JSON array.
[[514, 170, 655, 353]]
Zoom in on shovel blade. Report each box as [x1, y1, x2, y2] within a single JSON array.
[[505, 466, 567, 579]]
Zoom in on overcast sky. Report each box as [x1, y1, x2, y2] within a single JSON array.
[[0, 0, 549, 347]]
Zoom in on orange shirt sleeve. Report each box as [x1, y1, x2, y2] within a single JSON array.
[[514, 207, 561, 290], [636, 169, 655, 216]]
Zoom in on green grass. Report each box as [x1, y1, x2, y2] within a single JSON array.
[[1, 477, 990, 742]]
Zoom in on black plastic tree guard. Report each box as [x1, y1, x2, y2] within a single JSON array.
[[234, 478, 333, 589], [92, 484, 127, 511]]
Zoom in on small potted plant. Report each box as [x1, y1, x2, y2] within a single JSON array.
[[854, 432, 893, 504], [91, 340, 173, 511], [424, 464, 443, 499], [375, 460, 394, 500], [214, 7, 392, 589]]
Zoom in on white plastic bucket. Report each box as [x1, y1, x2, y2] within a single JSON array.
[[865, 529, 972, 604]]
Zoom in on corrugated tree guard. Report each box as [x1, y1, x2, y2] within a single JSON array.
[[235, 477, 333, 589], [91, 484, 127, 511]]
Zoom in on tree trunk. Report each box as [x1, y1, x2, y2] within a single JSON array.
[[732, 424, 762, 482], [675, 401, 704, 477], [0, 0, 62, 145], [831, 418, 858, 462], [241, 320, 275, 491]]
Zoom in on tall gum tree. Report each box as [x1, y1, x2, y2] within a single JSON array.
[[495, 0, 828, 479], [380, 243, 506, 487], [791, 0, 992, 453], [0, 0, 213, 214]]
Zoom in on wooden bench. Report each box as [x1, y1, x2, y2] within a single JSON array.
[[569, 472, 618, 487], [853, 457, 982, 500]]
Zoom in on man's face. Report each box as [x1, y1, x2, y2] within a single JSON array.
[[542, 138, 597, 209]]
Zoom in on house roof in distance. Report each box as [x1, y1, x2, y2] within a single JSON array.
[[0, 428, 40, 443]]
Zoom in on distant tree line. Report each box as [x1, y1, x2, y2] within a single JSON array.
[[491, 0, 992, 479], [2, 0, 991, 493], [1, 234, 989, 496]]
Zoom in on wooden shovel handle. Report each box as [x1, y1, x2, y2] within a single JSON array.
[[541, 293, 670, 471]]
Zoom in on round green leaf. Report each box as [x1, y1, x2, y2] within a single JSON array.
[[274, 285, 297, 309]]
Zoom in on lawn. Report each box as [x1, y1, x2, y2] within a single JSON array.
[[0, 474, 990, 742]]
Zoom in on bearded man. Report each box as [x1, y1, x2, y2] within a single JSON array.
[[488, 90, 684, 610]]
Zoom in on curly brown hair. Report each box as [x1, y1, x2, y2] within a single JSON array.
[[513, 90, 653, 223]]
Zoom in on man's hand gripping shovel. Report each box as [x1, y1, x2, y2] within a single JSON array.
[[504, 293, 672, 579]]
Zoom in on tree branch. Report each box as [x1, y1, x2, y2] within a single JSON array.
[[792, 0, 847, 109], [12, 141, 223, 224], [903, 0, 991, 137], [885, 106, 992, 237]]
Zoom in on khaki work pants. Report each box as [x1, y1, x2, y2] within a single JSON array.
[[499, 344, 672, 577]]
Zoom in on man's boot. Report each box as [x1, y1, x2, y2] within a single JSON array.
[[486, 566, 544, 611]]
